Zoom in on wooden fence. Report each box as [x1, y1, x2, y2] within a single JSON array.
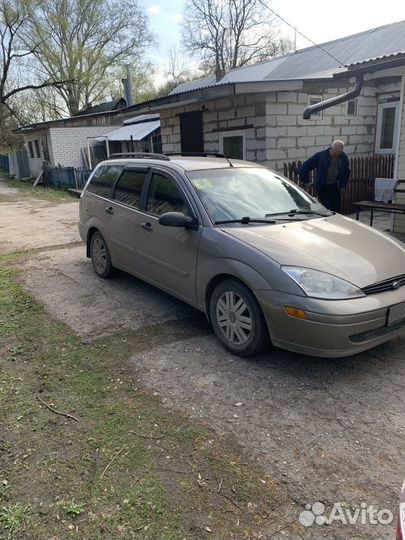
[[283, 154, 395, 215]]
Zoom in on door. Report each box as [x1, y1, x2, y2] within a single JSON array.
[[136, 170, 202, 302], [81, 164, 124, 258], [107, 166, 149, 269], [41, 134, 50, 162], [180, 111, 204, 153]]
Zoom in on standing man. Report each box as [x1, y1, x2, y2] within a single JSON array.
[[299, 140, 350, 212]]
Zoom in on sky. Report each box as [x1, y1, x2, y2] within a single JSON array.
[[139, 0, 405, 86]]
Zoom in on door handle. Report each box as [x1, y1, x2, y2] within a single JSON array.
[[141, 222, 153, 231], [105, 206, 114, 215]]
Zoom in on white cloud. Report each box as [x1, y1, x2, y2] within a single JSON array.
[[147, 5, 161, 15]]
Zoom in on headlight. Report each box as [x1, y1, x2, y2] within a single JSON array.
[[282, 266, 365, 300]]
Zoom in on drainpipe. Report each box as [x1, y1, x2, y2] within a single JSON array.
[[393, 73, 404, 180], [303, 74, 364, 119]]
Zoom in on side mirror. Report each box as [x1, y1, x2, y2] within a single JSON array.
[[158, 211, 199, 231]]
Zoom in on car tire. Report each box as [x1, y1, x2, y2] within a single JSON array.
[[90, 231, 114, 278], [209, 279, 268, 357]]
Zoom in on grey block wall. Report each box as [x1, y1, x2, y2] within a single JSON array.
[[160, 80, 401, 174]]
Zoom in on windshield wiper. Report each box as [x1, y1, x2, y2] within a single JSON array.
[[265, 209, 331, 218], [215, 216, 276, 225]]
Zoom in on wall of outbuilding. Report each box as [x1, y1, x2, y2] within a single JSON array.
[[48, 126, 108, 168], [159, 79, 401, 173], [160, 93, 269, 162]]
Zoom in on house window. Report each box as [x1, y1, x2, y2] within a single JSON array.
[[34, 139, 41, 158], [308, 95, 323, 118], [219, 130, 246, 160], [346, 99, 358, 117], [27, 141, 35, 158], [375, 101, 399, 154]]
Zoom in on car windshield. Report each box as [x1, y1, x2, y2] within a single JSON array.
[[187, 167, 329, 224]]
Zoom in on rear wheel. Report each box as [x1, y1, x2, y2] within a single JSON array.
[[209, 279, 268, 356], [90, 231, 114, 278]]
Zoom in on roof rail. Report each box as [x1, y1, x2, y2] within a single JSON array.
[[108, 152, 170, 161], [166, 151, 234, 167]]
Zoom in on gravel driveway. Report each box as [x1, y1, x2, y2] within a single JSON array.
[[2, 178, 404, 539]]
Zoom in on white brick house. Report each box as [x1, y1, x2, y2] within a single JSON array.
[[122, 21, 404, 174], [14, 99, 125, 176]]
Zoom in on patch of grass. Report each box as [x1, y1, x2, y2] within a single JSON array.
[[0, 256, 293, 539], [0, 503, 31, 531], [5, 177, 74, 202], [63, 501, 85, 517]]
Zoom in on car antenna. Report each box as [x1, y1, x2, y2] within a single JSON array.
[[224, 155, 234, 167]]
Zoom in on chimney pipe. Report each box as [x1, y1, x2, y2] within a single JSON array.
[[215, 56, 225, 82], [122, 65, 134, 107]]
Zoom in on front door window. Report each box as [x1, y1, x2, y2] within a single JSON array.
[[146, 173, 190, 216]]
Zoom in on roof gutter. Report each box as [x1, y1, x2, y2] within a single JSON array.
[[303, 73, 364, 119]]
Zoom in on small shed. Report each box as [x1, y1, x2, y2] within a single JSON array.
[[88, 114, 161, 167]]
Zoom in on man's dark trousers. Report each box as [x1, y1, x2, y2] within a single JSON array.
[[318, 184, 341, 213]]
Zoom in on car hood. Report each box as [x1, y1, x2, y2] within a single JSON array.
[[222, 214, 405, 288]]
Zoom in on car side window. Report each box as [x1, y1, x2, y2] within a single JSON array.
[[146, 173, 190, 216], [113, 170, 146, 209], [87, 165, 123, 198]]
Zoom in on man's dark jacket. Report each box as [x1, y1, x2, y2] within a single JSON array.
[[299, 148, 351, 192]]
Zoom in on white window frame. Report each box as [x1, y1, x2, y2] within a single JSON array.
[[219, 130, 246, 160], [346, 98, 358, 117], [375, 101, 400, 155], [308, 95, 323, 119]]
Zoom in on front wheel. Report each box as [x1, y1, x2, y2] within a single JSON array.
[[90, 231, 114, 278], [209, 279, 268, 356]]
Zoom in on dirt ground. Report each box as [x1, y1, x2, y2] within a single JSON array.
[[0, 183, 80, 254], [2, 178, 405, 539]]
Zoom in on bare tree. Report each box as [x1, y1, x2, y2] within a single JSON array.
[[0, 0, 67, 111], [24, 0, 156, 115], [154, 45, 200, 96], [181, 0, 292, 75]]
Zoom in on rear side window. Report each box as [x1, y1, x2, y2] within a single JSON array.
[[146, 173, 190, 216], [87, 165, 123, 198], [113, 170, 146, 208]]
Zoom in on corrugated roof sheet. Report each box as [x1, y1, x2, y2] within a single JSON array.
[[170, 20, 405, 95], [347, 51, 405, 67], [102, 120, 160, 141]]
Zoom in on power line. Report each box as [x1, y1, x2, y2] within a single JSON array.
[[257, 0, 346, 67]]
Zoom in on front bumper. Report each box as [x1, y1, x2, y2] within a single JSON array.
[[256, 288, 405, 358]]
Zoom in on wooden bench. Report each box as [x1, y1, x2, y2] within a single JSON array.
[[353, 201, 405, 226]]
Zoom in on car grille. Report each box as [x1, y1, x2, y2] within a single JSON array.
[[350, 319, 405, 343], [362, 275, 405, 295]]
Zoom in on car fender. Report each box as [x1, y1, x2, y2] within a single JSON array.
[[196, 257, 272, 315], [83, 216, 110, 257]]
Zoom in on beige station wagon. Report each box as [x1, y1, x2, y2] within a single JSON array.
[[79, 153, 405, 357]]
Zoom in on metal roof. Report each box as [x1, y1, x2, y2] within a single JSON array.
[[74, 98, 126, 116], [101, 120, 160, 142], [170, 20, 405, 95], [346, 51, 405, 68]]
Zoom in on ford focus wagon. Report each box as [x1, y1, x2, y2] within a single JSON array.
[[79, 153, 405, 357]]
